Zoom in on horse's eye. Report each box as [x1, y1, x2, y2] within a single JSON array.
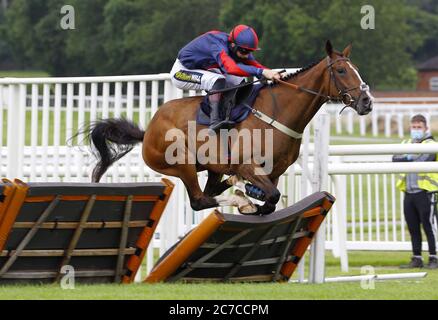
[[337, 68, 347, 75]]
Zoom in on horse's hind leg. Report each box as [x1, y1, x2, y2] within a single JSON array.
[[179, 167, 256, 213], [203, 171, 227, 197], [203, 171, 242, 197], [178, 166, 218, 211]]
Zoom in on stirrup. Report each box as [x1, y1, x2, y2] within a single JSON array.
[[209, 119, 234, 131]]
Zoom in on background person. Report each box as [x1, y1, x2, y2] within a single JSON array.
[[393, 114, 438, 269]]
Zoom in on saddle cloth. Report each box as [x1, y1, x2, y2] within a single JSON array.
[[196, 83, 265, 126]]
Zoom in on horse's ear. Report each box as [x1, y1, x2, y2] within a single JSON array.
[[343, 44, 352, 57], [325, 40, 334, 57]]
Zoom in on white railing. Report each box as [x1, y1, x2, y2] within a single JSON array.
[[304, 141, 438, 273], [1, 73, 438, 280], [0, 73, 197, 180], [0, 73, 196, 282], [326, 99, 438, 138]]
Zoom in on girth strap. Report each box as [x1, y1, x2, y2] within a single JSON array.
[[244, 104, 303, 139]]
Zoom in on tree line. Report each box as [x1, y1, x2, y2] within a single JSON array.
[[0, 0, 437, 90]]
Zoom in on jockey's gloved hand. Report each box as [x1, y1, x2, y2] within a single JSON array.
[[260, 75, 269, 85], [262, 69, 282, 82]]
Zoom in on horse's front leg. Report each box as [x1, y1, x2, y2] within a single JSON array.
[[179, 166, 256, 214], [238, 165, 281, 215], [203, 171, 234, 197], [214, 190, 257, 214], [203, 172, 257, 214]]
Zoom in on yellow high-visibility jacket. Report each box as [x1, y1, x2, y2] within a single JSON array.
[[396, 138, 438, 192]]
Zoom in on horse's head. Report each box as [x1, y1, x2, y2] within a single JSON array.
[[325, 40, 373, 115]]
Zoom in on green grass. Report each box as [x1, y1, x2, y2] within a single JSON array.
[[0, 251, 436, 300], [0, 70, 50, 78]]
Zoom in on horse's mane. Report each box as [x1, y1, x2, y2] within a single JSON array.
[[267, 60, 320, 88], [282, 61, 320, 81], [279, 51, 347, 82]]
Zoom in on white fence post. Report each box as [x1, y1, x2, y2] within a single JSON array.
[[331, 173, 349, 272], [296, 126, 311, 283], [164, 78, 175, 102], [7, 84, 25, 178], [385, 114, 391, 137], [347, 111, 353, 135], [397, 114, 404, 138], [309, 109, 330, 283], [372, 111, 378, 136], [359, 117, 366, 136]]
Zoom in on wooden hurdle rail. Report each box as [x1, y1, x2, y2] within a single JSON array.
[[0, 178, 174, 284], [145, 192, 335, 283]]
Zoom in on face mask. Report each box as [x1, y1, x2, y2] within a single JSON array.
[[411, 129, 425, 140]]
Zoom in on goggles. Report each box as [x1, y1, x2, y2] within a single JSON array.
[[236, 47, 253, 55]]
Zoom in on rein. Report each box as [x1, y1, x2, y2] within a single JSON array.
[[206, 69, 287, 95], [277, 57, 363, 107], [207, 78, 263, 95], [247, 56, 369, 139]]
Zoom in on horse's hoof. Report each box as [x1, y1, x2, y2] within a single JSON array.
[[254, 204, 275, 216], [234, 190, 258, 215], [226, 175, 239, 186], [238, 203, 258, 215], [234, 189, 245, 197]]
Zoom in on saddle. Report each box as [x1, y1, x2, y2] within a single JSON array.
[[196, 83, 265, 127]]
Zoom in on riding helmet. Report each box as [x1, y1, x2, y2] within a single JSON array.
[[228, 24, 261, 51]]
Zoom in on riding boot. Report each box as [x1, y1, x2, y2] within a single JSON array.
[[210, 97, 235, 131], [208, 79, 228, 131], [207, 94, 220, 130]]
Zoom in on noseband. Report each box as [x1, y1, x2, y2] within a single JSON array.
[[326, 57, 369, 109]]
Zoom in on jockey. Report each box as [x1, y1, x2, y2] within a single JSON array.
[[170, 24, 281, 131]]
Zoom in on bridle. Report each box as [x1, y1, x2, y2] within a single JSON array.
[[277, 56, 370, 109], [208, 55, 370, 108], [246, 55, 371, 140]]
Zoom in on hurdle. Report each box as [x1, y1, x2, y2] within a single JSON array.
[[291, 272, 428, 283], [145, 192, 335, 283], [0, 178, 174, 284]]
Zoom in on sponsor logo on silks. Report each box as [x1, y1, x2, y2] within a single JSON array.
[[174, 70, 203, 84]]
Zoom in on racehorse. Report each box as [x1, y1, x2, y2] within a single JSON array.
[[84, 41, 373, 215]]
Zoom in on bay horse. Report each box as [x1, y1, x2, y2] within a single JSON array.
[[85, 41, 373, 215]]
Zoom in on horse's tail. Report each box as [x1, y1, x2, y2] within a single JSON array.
[[85, 118, 145, 182]]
